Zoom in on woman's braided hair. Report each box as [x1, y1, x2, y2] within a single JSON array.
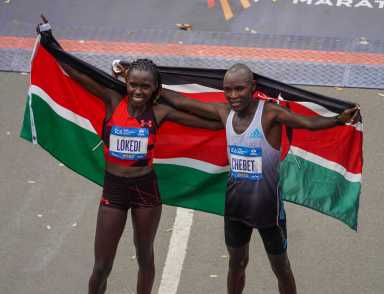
[[114, 59, 162, 103]]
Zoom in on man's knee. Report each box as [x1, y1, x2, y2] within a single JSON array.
[[270, 255, 292, 279], [229, 254, 249, 272]]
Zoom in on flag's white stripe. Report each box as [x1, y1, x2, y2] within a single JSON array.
[[28, 93, 38, 144], [296, 102, 338, 117], [29, 85, 97, 134], [290, 146, 361, 182], [163, 84, 222, 93], [29, 37, 42, 144], [28, 85, 229, 173], [158, 208, 194, 294], [30, 83, 361, 181], [154, 157, 229, 174]]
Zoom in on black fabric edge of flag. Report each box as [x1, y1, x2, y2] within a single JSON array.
[[39, 30, 355, 113]]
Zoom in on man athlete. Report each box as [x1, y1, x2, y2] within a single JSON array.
[[161, 63, 358, 294]]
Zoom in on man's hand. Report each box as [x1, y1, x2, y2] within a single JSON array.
[[336, 105, 360, 125]]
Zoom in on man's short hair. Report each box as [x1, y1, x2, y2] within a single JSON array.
[[225, 63, 253, 84]]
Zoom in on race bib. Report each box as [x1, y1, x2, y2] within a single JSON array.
[[109, 126, 149, 160], [229, 145, 262, 181]]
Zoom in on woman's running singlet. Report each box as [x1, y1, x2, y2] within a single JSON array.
[[103, 97, 158, 167]]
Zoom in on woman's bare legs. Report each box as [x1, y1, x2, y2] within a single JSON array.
[[88, 206, 127, 294], [131, 205, 162, 294]]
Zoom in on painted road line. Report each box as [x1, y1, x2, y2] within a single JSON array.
[[240, 0, 251, 9], [158, 208, 194, 294], [220, 0, 234, 20]]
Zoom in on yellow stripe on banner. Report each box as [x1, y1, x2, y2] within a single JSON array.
[[240, 0, 251, 9], [220, 0, 234, 20]]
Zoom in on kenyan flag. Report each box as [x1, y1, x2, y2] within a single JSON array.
[[21, 34, 229, 215], [279, 101, 362, 230], [20, 30, 362, 229]]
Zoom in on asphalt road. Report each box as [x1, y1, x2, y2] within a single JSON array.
[[1, 72, 383, 294]]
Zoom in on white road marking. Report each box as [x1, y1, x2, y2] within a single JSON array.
[[158, 208, 194, 294]]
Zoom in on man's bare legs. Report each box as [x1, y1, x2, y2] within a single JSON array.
[[268, 252, 297, 294], [226, 244, 296, 294], [227, 243, 250, 294]]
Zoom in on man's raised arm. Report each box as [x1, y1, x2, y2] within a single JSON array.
[[271, 102, 359, 130]]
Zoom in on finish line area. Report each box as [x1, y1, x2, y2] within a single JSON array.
[[1, 1, 384, 293]]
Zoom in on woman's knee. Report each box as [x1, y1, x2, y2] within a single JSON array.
[[92, 260, 114, 278], [136, 247, 155, 269]]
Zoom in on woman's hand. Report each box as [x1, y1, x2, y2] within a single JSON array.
[[36, 14, 50, 33]]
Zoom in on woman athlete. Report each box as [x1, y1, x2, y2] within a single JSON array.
[[74, 59, 220, 294]]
